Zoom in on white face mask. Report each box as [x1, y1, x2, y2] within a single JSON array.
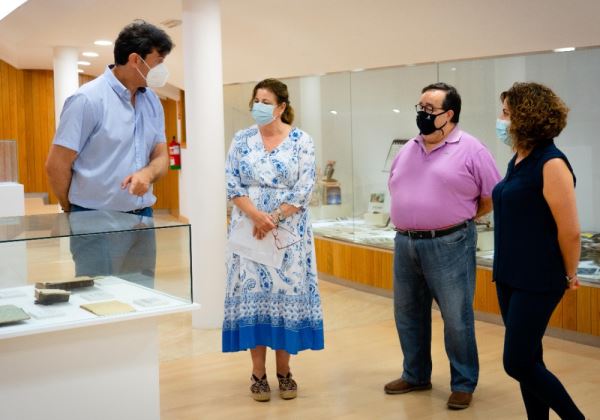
[[136, 54, 169, 88]]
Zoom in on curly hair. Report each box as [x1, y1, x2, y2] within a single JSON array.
[[249, 78, 295, 125], [500, 82, 569, 152]]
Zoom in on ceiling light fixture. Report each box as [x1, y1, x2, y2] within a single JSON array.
[[393, 109, 400, 113], [329, 110, 338, 115], [0, 0, 28, 22], [77, 61, 91, 66], [82, 51, 99, 58], [94, 40, 112, 46], [553, 47, 575, 53]]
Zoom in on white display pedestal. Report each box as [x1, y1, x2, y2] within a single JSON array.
[[0, 278, 199, 420], [0, 182, 25, 217], [0, 319, 160, 420]]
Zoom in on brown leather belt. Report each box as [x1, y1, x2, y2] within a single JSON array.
[[394, 221, 468, 239]]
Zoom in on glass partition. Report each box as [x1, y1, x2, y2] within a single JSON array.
[[0, 211, 193, 336]]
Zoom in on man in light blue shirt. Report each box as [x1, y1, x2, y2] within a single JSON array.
[[46, 21, 174, 286], [47, 20, 172, 214]]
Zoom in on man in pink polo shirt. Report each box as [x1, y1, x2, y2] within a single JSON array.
[[385, 83, 501, 410]]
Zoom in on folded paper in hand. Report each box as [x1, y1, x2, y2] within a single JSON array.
[[228, 218, 299, 268]]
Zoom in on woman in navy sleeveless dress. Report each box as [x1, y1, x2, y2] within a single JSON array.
[[492, 82, 584, 419]]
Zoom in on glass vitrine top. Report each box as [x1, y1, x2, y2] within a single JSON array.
[[0, 210, 189, 243]]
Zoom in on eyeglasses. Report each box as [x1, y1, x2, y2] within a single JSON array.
[[272, 225, 301, 250], [415, 104, 445, 114]]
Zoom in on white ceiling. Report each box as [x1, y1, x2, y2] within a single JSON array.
[[1, 0, 600, 91]]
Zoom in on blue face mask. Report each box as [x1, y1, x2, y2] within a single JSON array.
[[496, 119, 512, 146], [251, 102, 275, 126]]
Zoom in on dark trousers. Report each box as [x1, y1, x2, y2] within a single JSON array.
[[69, 204, 156, 288], [496, 282, 584, 420]]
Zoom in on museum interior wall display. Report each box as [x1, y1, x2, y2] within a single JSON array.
[[223, 47, 600, 340]]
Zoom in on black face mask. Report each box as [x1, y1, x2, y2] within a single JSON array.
[[416, 110, 448, 135]]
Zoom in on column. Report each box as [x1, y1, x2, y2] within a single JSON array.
[[299, 76, 323, 164], [52, 47, 79, 127], [181, 0, 226, 328]]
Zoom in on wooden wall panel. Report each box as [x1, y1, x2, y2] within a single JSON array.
[[0, 60, 27, 185], [591, 288, 600, 336], [314, 236, 600, 337], [21, 69, 56, 199], [549, 300, 564, 328], [79, 74, 95, 86], [474, 268, 500, 315], [179, 90, 186, 147], [314, 237, 394, 291], [562, 289, 578, 331], [154, 98, 179, 214], [577, 286, 592, 334]]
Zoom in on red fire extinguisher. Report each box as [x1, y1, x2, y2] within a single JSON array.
[[168, 136, 181, 170]]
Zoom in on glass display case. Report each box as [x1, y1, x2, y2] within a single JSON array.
[[0, 210, 193, 337], [223, 46, 600, 287]]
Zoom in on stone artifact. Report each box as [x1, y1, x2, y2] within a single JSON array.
[[35, 289, 71, 305], [35, 276, 95, 290], [0, 304, 30, 325]]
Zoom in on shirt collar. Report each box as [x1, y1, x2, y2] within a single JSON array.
[[104, 65, 146, 101], [415, 125, 462, 146]]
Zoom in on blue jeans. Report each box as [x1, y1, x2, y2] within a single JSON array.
[[393, 221, 478, 392], [69, 204, 156, 288]]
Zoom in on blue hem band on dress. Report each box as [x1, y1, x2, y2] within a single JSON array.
[[222, 323, 325, 355]]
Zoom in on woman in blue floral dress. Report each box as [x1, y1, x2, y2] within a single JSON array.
[[223, 79, 324, 402]]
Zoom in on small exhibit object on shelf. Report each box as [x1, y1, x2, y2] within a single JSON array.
[[80, 300, 136, 316], [323, 182, 342, 205], [35, 289, 71, 305], [133, 297, 169, 308], [364, 192, 389, 227], [323, 160, 336, 181], [319, 160, 342, 205], [78, 289, 115, 302], [0, 304, 30, 325], [35, 276, 95, 290], [368, 192, 385, 213]]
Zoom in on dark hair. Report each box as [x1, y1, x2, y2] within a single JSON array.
[[249, 78, 295, 124], [421, 82, 461, 123], [500, 82, 569, 152], [114, 20, 174, 65]]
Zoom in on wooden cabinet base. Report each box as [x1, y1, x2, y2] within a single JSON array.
[[315, 236, 600, 339]]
